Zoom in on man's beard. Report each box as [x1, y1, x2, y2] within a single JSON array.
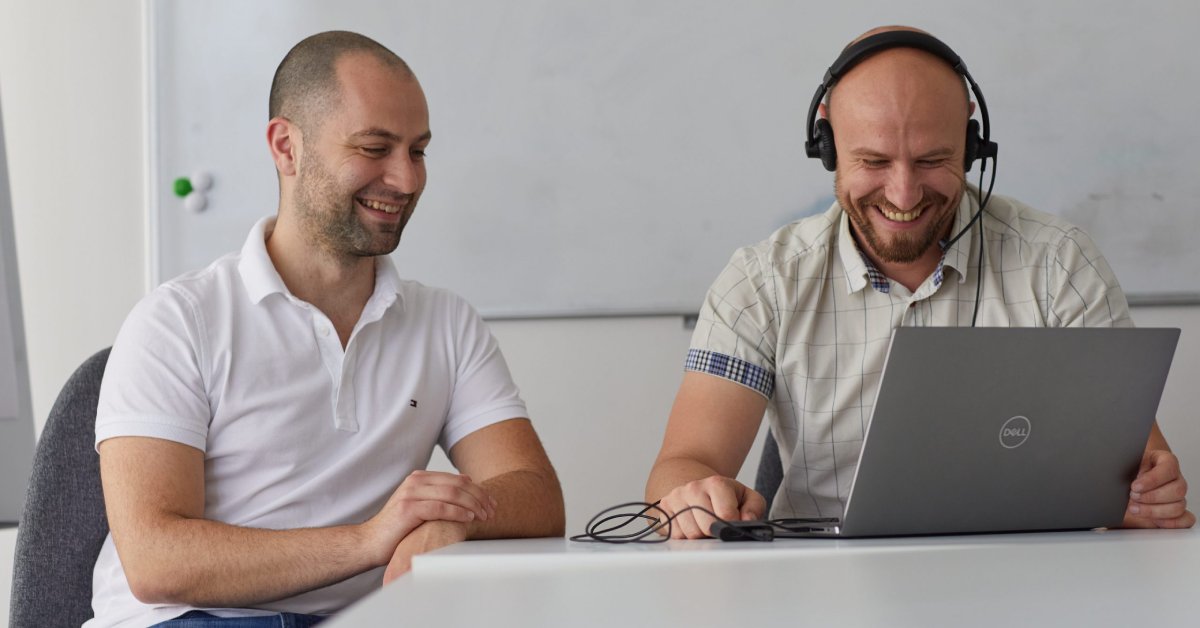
[[293, 156, 408, 260], [836, 178, 961, 264]]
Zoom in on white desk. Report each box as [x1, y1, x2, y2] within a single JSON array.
[[327, 530, 1198, 627]]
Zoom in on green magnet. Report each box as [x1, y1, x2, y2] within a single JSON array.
[[173, 177, 194, 198]]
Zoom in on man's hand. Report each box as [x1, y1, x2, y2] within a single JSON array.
[[657, 475, 766, 539], [382, 520, 469, 585], [1123, 449, 1195, 529], [646, 373, 771, 538], [360, 470, 496, 566]]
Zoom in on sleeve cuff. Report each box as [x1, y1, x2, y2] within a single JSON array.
[[685, 349, 775, 399], [440, 401, 530, 453], [94, 415, 208, 453]]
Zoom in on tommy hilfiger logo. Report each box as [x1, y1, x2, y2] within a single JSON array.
[[409, 399, 418, 408]]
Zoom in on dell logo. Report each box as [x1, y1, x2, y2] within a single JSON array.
[[999, 416, 1031, 449]]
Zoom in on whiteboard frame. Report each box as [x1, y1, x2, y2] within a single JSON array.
[[144, 0, 161, 294]]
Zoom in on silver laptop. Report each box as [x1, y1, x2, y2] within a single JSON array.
[[755, 327, 1179, 539]]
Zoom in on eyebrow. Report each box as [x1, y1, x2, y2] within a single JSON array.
[[848, 148, 955, 160], [350, 128, 432, 143], [848, 149, 890, 160], [915, 148, 955, 160]]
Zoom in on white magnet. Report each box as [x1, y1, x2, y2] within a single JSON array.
[[191, 170, 214, 192], [184, 191, 208, 213]]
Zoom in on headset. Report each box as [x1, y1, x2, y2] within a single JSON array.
[[804, 30, 997, 173], [803, 30, 999, 325]]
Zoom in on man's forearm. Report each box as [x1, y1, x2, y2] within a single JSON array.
[[118, 517, 379, 608], [468, 467, 565, 539]]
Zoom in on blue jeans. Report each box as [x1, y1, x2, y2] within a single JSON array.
[[152, 610, 327, 627]]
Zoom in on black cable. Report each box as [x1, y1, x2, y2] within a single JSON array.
[[568, 501, 678, 543], [570, 502, 842, 543], [970, 157, 997, 326], [940, 150, 998, 327]]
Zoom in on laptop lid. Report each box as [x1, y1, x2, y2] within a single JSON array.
[[835, 327, 1178, 538]]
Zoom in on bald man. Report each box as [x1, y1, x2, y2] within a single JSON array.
[[646, 26, 1193, 538], [90, 31, 562, 627]]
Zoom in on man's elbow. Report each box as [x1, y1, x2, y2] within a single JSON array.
[[124, 562, 195, 605], [542, 492, 567, 537], [533, 468, 566, 536], [117, 532, 207, 606], [512, 467, 566, 537]]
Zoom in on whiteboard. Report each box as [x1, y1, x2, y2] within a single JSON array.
[[149, 0, 1200, 317], [0, 91, 36, 525]]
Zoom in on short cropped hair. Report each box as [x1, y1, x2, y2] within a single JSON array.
[[269, 30, 413, 132]]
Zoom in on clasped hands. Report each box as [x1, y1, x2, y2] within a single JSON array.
[[360, 470, 496, 584]]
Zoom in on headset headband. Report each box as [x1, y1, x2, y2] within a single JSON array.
[[804, 31, 996, 163]]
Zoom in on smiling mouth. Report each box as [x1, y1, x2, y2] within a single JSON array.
[[878, 206, 923, 223], [357, 197, 403, 214]]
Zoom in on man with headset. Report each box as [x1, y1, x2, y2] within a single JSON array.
[[646, 26, 1193, 537]]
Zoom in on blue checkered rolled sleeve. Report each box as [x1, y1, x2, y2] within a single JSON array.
[[685, 349, 775, 399]]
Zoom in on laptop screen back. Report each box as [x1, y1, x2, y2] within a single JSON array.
[[839, 327, 1178, 537]]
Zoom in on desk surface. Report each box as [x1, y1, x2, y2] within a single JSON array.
[[327, 530, 1198, 627]]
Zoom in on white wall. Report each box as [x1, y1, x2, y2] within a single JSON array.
[[1, 0, 1198, 620]]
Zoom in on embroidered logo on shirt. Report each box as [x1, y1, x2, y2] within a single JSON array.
[[409, 399, 418, 408]]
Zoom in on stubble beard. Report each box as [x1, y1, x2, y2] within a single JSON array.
[[294, 154, 408, 261], [835, 174, 962, 264]]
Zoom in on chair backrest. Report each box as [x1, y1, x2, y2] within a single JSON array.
[[10, 348, 111, 628], [754, 429, 783, 516]]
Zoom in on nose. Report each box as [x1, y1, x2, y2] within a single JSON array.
[[384, 154, 423, 195], [885, 164, 922, 212]]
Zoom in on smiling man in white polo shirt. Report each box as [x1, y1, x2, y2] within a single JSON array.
[[88, 31, 564, 627]]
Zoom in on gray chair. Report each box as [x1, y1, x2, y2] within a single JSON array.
[[10, 348, 111, 628], [754, 430, 783, 516]]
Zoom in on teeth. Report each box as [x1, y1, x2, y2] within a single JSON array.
[[361, 199, 402, 214], [880, 207, 922, 222]]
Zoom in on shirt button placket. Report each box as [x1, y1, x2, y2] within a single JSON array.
[[311, 313, 346, 430], [336, 342, 359, 432]]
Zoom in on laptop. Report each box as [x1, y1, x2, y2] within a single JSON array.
[[716, 327, 1180, 540]]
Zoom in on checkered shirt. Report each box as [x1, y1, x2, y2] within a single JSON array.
[[686, 189, 1132, 519]]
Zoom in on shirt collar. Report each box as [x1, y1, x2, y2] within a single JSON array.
[[238, 217, 288, 304], [838, 208, 871, 294], [369, 250, 405, 314], [837, 189, 978, 294], [237, 216, 406, 312]]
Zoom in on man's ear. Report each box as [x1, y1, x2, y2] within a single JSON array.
[[267, 117, 300, 177], [969, 101, 977, 117], [818, 102, 829, 120]]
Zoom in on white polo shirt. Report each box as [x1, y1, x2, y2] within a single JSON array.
[[687, 190, 1132, 519], [88, 217, 528, 628]]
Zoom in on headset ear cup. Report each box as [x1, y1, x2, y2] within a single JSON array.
[[815, 118, 837, 172], [964, 119, 981, 172]]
